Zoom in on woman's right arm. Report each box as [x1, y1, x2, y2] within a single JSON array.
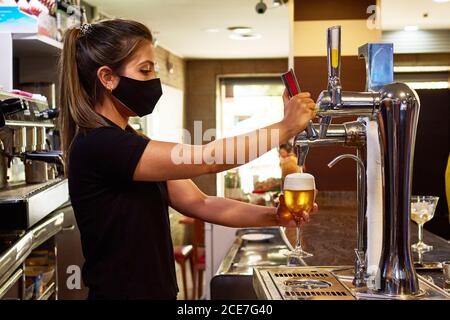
[[133, 91, 315, 181]]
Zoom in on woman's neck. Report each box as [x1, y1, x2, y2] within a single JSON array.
[[95, 97, 129, 130]]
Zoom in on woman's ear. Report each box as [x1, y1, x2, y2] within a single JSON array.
[[97, 66, 119, 92]]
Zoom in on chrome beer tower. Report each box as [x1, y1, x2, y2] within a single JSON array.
[[294, 26, 421, 296]]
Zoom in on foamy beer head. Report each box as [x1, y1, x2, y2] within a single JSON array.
[[283, 173, 315, 216], [284, 173, 315, 191]]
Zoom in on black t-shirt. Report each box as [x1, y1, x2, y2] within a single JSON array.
[[68, 117, 178, 299]]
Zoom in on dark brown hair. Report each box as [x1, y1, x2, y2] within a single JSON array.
[[58, 19, 153, 172]]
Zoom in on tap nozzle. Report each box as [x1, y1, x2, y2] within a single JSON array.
[[305, 121, 318, 139], [319, 116, 332, 139], [295, 143, 309, 169]]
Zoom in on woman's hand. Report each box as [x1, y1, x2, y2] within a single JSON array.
[[276, 194, 318, 227], [281, 90, 316, 136]]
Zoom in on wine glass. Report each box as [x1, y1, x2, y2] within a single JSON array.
[[282, 173, 315, 259], [411, 195, 439, 252]]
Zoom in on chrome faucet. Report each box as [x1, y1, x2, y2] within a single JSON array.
[[328, 154, 366, 287], [319, 26, 342, 139], [294, 121, 367, 287], [293, 26, 421, 296]]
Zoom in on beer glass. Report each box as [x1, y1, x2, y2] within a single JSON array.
[[283, 172, 315, 259], [411, 195, 439, 252]]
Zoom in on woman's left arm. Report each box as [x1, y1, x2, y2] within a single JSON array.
[[167, 179, 296, 228]]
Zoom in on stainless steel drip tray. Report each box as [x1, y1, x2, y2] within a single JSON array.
[[0, 179, 69, 229], [253, 266, 355, 300], [253, 266, 450, 300]]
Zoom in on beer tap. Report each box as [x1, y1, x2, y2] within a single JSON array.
[[294, 120, 367, 289], [281, 69, 318, 170], [293, 25, 421, 296], [319, 26, 342, 139], [295, 122, 318, 170], [287, 27, 344, 168]]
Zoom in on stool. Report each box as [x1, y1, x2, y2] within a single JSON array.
[[179, 217, 206, 299], [173, 245, 194, 300], [194, 246, 205, 299]]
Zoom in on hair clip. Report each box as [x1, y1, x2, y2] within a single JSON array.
[[80, 23, 92, 36]]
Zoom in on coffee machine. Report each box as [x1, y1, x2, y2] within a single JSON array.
[[0, 90, 68, 228], [0, 90, 68, 300], [253, 26, 450, 300]]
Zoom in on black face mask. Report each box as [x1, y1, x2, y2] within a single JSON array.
[[112, 76, 162, 117]]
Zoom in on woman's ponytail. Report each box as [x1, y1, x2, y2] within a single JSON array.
[[59, 28, 80, 170], [58, 27, 105, 174]]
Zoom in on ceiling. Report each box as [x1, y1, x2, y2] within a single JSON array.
[[381, 0, 450, 31], [86, 0, 450, 59], [85, 0, 290, 59]]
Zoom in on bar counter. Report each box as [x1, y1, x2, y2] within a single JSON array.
[[298, 204, 450, 289], [211, 199, 450, 299]]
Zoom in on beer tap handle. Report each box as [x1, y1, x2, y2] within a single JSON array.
[[327, 26, 342, 93], [281, 69, 318, 139], [321, 26, 342, 139]]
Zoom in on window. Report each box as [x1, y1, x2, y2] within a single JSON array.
[[217, 77, 285, 196]]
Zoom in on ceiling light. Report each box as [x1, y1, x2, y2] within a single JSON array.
[[404, 25, 419, 32], [229, 33, 262, 40], [273, 0, 282, 7], [228, 26, 253, 35]]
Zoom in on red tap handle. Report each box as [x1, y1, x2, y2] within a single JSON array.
[[281, 69, 301, 98]]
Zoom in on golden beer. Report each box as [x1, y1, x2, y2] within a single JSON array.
[[283, 173, 315, 219], [284, 190, 315, 218]]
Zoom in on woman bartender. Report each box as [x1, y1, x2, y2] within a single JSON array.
[[59, 19, 317, 300]]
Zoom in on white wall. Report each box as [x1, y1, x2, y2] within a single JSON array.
[[0, 33, 13, 91]]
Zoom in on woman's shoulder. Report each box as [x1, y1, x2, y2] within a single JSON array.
[[70, 125, 148, 159], [70, 126, 122, 153]]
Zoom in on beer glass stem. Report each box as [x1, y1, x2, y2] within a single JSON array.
[[418, 223, 424, 245], [295, 226, 302, 252]]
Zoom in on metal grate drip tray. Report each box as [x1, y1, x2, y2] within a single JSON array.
[[254, 267, 355, 300]]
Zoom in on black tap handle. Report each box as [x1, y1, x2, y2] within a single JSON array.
[[39, 108, 60, 120], [23, 151, 63, 165], [0, 98, 25, 115]]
